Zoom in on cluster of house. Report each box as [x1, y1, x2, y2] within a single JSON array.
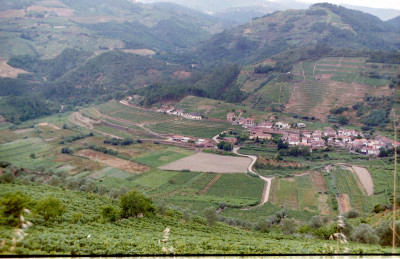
[[248, 123, 398, 155], [157, 105, 202, 120], [170, 135, 214, 148]]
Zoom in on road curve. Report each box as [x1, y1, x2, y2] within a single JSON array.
[[232, 147, 274, 206]]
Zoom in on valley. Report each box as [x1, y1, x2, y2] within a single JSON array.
[[0, 0, 400, 255]]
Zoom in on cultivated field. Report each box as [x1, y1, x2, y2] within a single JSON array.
[[77, 149, 149, 174], [159, 152, 251, 173]]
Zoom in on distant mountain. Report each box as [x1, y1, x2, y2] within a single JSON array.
[[341, 4, 400, 21], [0, 0, 223, 59], [192, 3, 400, 64], [139, 0, 312, 14], [387, 16, 400, 27]]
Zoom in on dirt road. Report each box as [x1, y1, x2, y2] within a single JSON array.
[[233, 147, 274, 206]]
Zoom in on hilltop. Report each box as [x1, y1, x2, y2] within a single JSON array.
[[192, 3, 399, 64]]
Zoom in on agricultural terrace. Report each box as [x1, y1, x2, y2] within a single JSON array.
[[285, 57, 395, 120], [159, 152, 251, 173], [83, 100, 237, 139]]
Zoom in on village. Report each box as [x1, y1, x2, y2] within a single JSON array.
[[155, 104, 398, 156]]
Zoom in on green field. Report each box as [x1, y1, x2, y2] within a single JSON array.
[[295, 174, 318, 211], [0, 138, 58, 170], [271, 178, 299, 210], [206, 174, 264, 202]]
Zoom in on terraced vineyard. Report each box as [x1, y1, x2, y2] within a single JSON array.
[[285, 57, 395, 120]]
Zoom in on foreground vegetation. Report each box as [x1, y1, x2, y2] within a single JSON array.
[[1, 183, 398, 255]]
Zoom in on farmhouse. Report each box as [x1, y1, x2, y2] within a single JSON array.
[[244, 118, 255, 127], [187, 112, 202, 120], [259, 122, 274, 128], [251, 132, 272, 140], [288, 136, 300, 146], [297, 123, 306, 128], [275, 122, 289, 129]]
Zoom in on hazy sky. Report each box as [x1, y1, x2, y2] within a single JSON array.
[[294, 0, 400, 10]]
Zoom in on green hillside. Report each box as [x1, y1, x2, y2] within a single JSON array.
[[192, 3, 399, 64], [0, 183, 396, 255]]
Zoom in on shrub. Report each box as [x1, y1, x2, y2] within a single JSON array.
[[0, 192, 33, 226], [351, 224, 379, 244], [71, 212, 84, 223], [100, 205, 120, 222], [204, 207, 218, 226], [48, 176, 61, 186], [373, 204, 387, 213], [0, 171, 15, 183], [344, 209, 360, 219], [34, 197, 66, 222], [309, 215, 324, 229], [256, 218, 270, 233], [119, 190, 156, 218], [375, 220, 400, 246], [157, 204, 167, 215], [182, 209, 191, 222]]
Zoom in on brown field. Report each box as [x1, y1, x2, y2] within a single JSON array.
[[0, 60, 30, 78], [77, 149, 149, 174], [310, 171, 329, 193], [352, 166, 374, 196], [337, 193, 352, 215], [159, 152, 251, 173]]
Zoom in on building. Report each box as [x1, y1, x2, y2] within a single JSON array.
[[297, 123, 306, 129], [275, 122, 289, 129], [259, 122, 274, 128], [187, 112, 202, 120]]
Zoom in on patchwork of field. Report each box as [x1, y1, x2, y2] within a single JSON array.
[[159, 152, 251, 173], [285, 57, 395, 120]]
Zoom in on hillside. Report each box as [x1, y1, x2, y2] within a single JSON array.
[[193, 3, 400, 65], [0, 0, 223, 59], [0, 183, 397, 255]]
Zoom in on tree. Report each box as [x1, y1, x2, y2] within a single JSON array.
[[34, 197, 66, 222], [0, 192, 32, 226], [119, 190, 155, 218], [204, 207, 218, 226], [277, 139, 289, 150]]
